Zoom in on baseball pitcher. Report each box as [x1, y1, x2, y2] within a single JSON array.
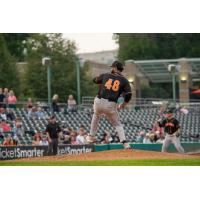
[[158, 109, 185, 153], [89, 60, 132, 149]]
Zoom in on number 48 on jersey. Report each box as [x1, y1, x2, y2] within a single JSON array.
[[104, 79, 120, 92]]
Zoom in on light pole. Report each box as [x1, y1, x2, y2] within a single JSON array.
[[168, 64, 177, 105], [172, 72, 176, 104], [76, 58, 81, 105], [42, 57, 52, 112], [128, 77, 135, 109]]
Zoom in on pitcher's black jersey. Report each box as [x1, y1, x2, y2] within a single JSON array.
[[93, 72, 131, 103]]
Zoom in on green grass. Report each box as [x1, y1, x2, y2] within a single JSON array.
[[1, 158, 200, 166]]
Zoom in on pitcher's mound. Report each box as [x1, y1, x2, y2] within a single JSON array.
[[19, 149, 199, 162]]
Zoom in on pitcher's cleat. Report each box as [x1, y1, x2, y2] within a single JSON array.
[[124, 143, 132, 149], [121, 140, 132, 149]]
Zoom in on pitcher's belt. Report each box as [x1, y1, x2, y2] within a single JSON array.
[[96, 96, 117, 103]]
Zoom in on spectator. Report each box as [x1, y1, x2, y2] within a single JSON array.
[[0, 107, 7, 121], [26, 98, 34, 110], [32, 137, 41, 145], [67, 95, 77, 112], [143, 133, 151, 144], [152, 121, 164, 138], [149, 132, 156, 143], [0, 88, 5, 108], [136, 131, 145, 143], [12, 135, 18, 146], [6, 108, 15, 121], [63, 135, 71, 144], [79, 125, 87, 133], [0, 131, 4, 140], [76, 128, 86, 144], [3, 134, 13, 146], [0, 120, 11, 132], [36, 107, 45, 119], [13, 118, 24, 136], [46, 116, 61, 155], [3, 88, 9, 101], [154, 130, 161, 140], [8, 90, 17, 109], [39, 135, 49, 146], [62, 126, 72, 136], [156, 134, 165, 144], [70, 131, 77, 137], [101, 133, 110, 144], [52, 94, 59, 113], [71, 136, 78, 145], [70, 131, 78, 145], [143, 131, 157, 143], [180, 107, 189, 115], [28, 106, 38, 119], [33, 131, 42, 141], [0, 124, 3, 133], [58, 130, 65, 143]]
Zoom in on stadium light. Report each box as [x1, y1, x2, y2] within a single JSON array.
[[180, 76, 187, 83], [168, 64, 177, 72], [168, 64, 178, 105], [42, 57, 52, 112], [128, 77, 134, 84]]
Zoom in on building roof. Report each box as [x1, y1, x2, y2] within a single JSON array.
[[129, 58, 200, 83]]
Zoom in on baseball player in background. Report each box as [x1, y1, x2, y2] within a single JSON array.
[[158, 109, 185, 153], [89, 60, 132, 149]]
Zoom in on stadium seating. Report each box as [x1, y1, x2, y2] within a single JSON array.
[[9, 106, 200, 144]]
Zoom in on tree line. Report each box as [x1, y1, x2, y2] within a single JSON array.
[[114, 33, 200, 60], [0, 33, 97, 102]]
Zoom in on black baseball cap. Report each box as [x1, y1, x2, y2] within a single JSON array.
[[109, 60, 124, 72]]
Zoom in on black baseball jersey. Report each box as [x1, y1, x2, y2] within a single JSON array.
[[159, 118, 180, 135], [93, 72, 131, 103], [45, 122, 61, 139]]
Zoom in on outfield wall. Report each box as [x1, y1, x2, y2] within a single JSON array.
[[0, 143, 200, 160], [0, 145, 94, 160], [95, 143, 200, 153]]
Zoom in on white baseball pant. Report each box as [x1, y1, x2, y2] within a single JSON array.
[[162, 134, 185, 154], [90, 97, 126, 142]]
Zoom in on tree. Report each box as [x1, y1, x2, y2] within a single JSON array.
[[114, 33, 200, 60], [0, 34, 20, 95], [23, 33, 96, 102], [3, 33, 31, 61], [23, 34, 73, 100], [22, 34, 49, 99], [80, 61, 98, 98], [114, 33, 157, 60]]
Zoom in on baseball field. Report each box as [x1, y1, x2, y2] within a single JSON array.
[[1, 149, 200, 166]]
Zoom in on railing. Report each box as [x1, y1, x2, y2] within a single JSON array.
[[0, 101, 70, 112], [81, 96, 200, 108], [1, 97, 200, 112]]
